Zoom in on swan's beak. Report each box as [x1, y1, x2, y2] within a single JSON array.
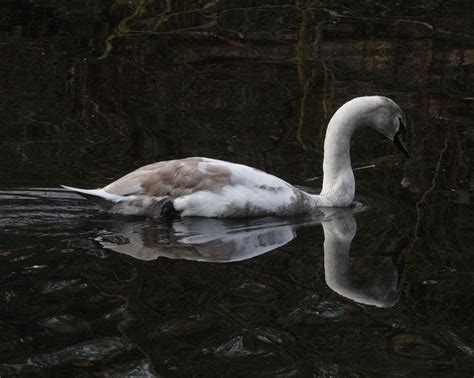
[[393, 121, 409, 159]]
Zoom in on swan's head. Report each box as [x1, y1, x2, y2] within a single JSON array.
[[362, 96, 409, 159]]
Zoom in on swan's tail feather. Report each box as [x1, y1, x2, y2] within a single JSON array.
[[61, 185, 122, 210]]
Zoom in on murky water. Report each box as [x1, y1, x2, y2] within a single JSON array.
[[1, 1, 473, 376]]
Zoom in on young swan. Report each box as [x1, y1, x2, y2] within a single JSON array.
[[62, 96, 409, 218]]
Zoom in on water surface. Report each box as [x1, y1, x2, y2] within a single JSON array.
[[1, 1, 473, 376]]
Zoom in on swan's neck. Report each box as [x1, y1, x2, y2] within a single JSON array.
[[320, 104, 361, 207]]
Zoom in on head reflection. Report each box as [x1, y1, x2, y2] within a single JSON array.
[[98, 209, 405, 308]]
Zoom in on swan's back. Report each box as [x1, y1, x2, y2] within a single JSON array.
[[104, 157, 288, 197]]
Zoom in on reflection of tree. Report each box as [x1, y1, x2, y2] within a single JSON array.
[[400, 108, 473, 325], [4, 0, 472, 192]]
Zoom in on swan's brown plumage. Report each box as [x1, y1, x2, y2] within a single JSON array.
[[103, 157, 232, 198]]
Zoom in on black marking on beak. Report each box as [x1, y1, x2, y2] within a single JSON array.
[[394, 118, 409, 159]]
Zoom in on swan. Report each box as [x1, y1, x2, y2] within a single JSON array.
[[62, 96, 409, 218]]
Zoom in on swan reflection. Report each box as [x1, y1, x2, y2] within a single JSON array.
[[98, 209, 405, 308], [322, 210, 405, 308]]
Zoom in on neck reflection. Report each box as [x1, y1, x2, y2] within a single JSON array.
[[322, 210, 405, 308], [98, 209, 404, 308]]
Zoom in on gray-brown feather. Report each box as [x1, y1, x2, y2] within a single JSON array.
[[103, 158, 232, 198]]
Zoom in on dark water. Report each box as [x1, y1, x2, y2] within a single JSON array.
[[1, 1, 473, 376]]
